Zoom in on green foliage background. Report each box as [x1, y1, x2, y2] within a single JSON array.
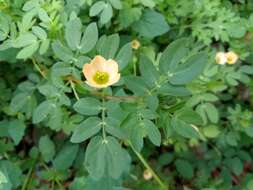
[[1, 0, 253, 189]]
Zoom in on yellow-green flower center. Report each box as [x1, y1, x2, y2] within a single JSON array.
[[93, 71, 109, 85], [227, 56, 233, 63]]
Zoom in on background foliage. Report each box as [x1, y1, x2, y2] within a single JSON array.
[[1, 0, 253, 189]]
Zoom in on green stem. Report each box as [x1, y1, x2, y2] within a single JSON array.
[[101, 93, 107, 141], [130, 143, 168, 190], [70, 80, 80, 100], [51, 181, 55, 190], [21, 158, 37, 190], [31, 58, 46, 79], [91, 91, 140, 102], [148, 78, 169, 95], [55, 178, 64, 190], [133, 62, 137, 76], [208, 142, 222, 157], [41, 162, 64, 190]]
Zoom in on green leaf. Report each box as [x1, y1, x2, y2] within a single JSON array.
[[170, 52, 208, 85], [85, 136, 129, 179], [0, 161, 22, 189], [204, 103, 219, 123], [0, 170, 9, 189], [146, 96, 159, 111], [132, 10, 170, 38], [38, 84, 60, 97], [71, 117, 102, 143], [159, 38, 189, 73], [158, 84, 191, 96], [47, 106, 63, 131], [106, 137, 130, 179], [39, 39, 50, 54], [175, 108, 203, 125], [175, 159, 194, 179], [85, 136, 106, 179], [124, 76, 149, 95], [38, 8, 50, 22], [246, 180, 253, 190], [8, 119, 26, 145], [140, 0, 155, 8], [100, 3, 113, 24], [119, 8, 142, 28], [89, 1, 106, 17], [98, 34, 120, 59], [73, 98, 101, 115], [65, 18, 82, 50], [16, 42, 39, 59], [53, 143, 79, 170], [80, 22, 98, 53], [39, 135, 55, 162], [0, 13, 10, 41], [10, 92, 29, 113], [32, 26, 47, 40], [227, 22, 246, 38], [85, 174, 122, 190], [105, 124, 127, 140], [109, 0, 122, 9], [69, 177, 87, 190], [201, 93, 219, 102], [32, 100, 54, 123], [121, 116, 145, 151], [196, 104, 208, 125], [12, 33, 37, 48], [52, 40, 74, 62], [203, 125, 220, 138], [227, 157, 243, 176], [115, 43, 132, 70], [171, 117, 200, 139], [0, 120, 10, 138], [144, 119, 161, 146], [51, 62, 73, 76], [139, 54, 159, 88]]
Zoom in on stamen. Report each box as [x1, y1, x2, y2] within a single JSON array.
[[93, 71, 109, 85]]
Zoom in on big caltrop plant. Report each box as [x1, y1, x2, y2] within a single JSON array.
[[1, 0, 253, 190], [69, 36, 208, 187]]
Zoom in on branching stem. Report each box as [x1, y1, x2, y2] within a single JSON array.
[[31, 58, 46, 79], [70, 80, 80, 100], [129, 142, 168, 190]]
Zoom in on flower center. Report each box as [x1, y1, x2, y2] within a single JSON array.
[[227, 56, 233, 63], [93, 71, 109, 85]]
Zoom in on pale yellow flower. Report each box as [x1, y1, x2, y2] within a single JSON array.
[[131, 39, 141, 50], [226, 51, 239, 64], [215, 52, 227, 65], [143, 169, 153, 180], [82, 55, 120, 88]]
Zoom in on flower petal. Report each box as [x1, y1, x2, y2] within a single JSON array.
[[91, 55, 107, 71], [215, 52, 227, 65], [85, 80, 109, 89], [91, 55, 106, 65], [82, 63, 97, 81], [104, 59, 119, 74], [108, 73, 120, 86]]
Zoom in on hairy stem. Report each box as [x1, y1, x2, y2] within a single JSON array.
[[31, 58, 46, 79], [101, 92, 107, 141], [21, 157, 37, 190], [130, 142, 168, 190], [70, 80, 80, 100], [92, 92, 140, 102]]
